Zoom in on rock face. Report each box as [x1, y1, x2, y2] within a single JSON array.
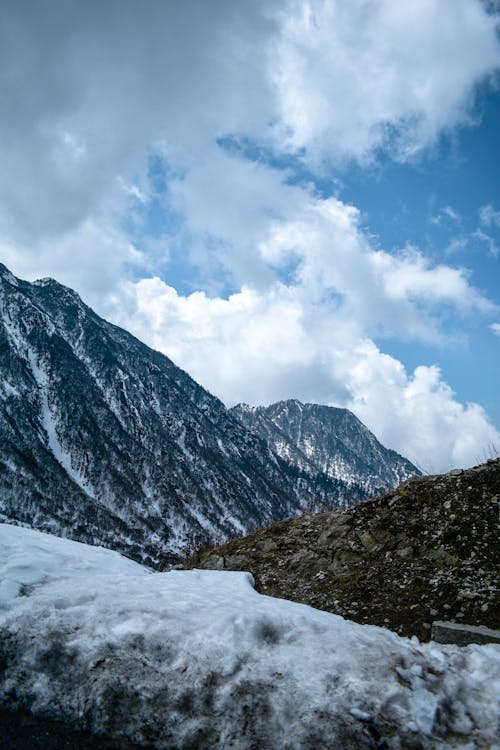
[[0, 263, 360, 567], [231, 400, 419, 498], [189, 458, 500, 640], [431, 621, 500, 647]]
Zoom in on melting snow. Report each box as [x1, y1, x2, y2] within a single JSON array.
[[0, 523, 499, 749], [27, 351, 96, 499]]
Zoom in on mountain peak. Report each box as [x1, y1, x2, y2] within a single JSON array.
[[232, 399, 419, 497], [0, 263, 19, 287], [32, 276, 59, 287]]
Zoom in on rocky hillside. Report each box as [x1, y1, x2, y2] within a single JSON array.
[[0, 263, 360, 568], [188, 458, 500, 640], [231, 400, 419, 497]]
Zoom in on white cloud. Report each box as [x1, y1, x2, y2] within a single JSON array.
[[445, 237, 468, 255], [0, 0, 498, 257], [272, 0, 500, 165], [257, 197, 494, 341], [473, 229, 500, 257], [479, 203, 500, 228], [343, 351, 500, 472], [490, 322, 500, 336], [430, 206, 462, 226], [1, 0, 499, 472], [108, 273, 500, 473], [97, 190, 498, 473], [0, 220, 144, 309]]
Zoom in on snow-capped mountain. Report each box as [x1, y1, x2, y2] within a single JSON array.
[[231, 399, 419, 497], [0, 263, 361, 566]]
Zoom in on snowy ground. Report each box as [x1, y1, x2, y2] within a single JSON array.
[[0, 523, 498, 750]]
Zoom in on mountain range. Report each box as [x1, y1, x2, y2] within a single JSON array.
[[0, 263, 418, 565]]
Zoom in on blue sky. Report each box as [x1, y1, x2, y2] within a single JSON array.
[[343, 87, 500, 425], [0, 0, 499, 471]]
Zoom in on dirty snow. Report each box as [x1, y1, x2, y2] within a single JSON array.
[[0, 523, 498, 749]]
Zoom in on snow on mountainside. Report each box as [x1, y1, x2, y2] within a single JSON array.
[[0, 263, 362, 566], [1, 523, 499, 750], [231, 399, 419, 497]]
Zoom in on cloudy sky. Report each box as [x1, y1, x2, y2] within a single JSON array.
[[1, 0, 499, 472]]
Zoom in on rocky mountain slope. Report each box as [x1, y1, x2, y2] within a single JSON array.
[[0, 263, 361, 567], [231, 400, 419, 497], [189, 458, 500, 640]]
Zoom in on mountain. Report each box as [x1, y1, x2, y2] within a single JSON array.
[[189, 458, 500, 640], [0, 263, 365, 567], [231, 399, 419, 497]]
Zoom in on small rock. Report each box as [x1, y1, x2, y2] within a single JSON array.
[[396, 547, 413, 559], [203, 554, 225, 570]]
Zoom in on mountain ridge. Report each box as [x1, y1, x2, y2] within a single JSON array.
[[231, 398, 419, 496], [0, 263, 372, 565]]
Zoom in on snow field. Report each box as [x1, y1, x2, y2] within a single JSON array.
[[0, 523, 499, 749]]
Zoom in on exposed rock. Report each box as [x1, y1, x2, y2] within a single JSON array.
[[187, 458, 500, 640], [431, 622, 500, 646], [231, 399, 420, 499]]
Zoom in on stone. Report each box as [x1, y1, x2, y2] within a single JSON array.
[[256, 539, 277, 554], [224, 554, 249, 570], [395, 546, 413, 559], [431, 621, 500, 646], [357, 529, 388, 552], [202, 555, 225, 570]]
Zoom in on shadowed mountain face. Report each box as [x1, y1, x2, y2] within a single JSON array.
[[0, 264, 371, 566], [231, 400, 419, 497], [189, 458, 500, 640]]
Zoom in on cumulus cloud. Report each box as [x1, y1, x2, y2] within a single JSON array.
[[343, 352, 500, 472], [1, 0, 499, 471], [0, 220, 144, 309], [271, 0, 500, 165], [1, 0, 498, 255], [100, 192, 499, 473], [490, 322, 500, 336]]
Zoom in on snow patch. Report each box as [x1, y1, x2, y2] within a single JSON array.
[[0, 381, 20, 399], [26, 350, 96, 499], [0, 523, 499, 750]]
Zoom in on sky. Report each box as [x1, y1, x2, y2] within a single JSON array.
[[1, 0, 499, 472]]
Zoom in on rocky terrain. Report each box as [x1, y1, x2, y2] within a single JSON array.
[[188, 458, 500, 640], [232, 400, 419, 497]]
